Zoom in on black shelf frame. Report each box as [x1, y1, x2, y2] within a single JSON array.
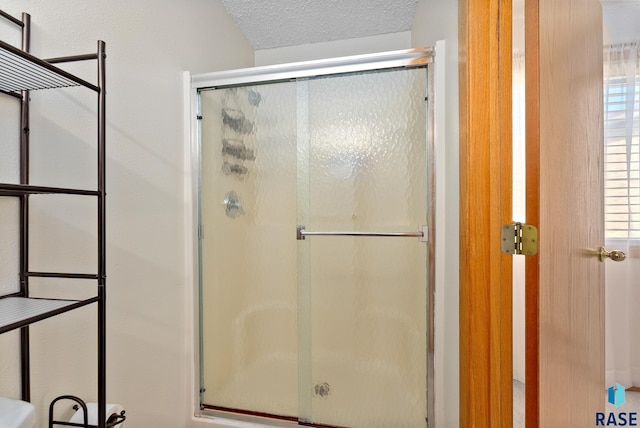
[[0, 183, 100, 196], [0, 9, 108, 428]]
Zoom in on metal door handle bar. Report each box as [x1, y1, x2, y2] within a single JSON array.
[[297, 225, 428, 242]]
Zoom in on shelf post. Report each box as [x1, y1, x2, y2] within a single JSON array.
[[19, 11, 31, 404], [97, 39, 107, 428]]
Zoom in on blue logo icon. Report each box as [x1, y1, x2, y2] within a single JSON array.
[[597, 385, 637, 425], [608, 383, 626, 408]]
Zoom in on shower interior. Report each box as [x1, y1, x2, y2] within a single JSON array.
[[195, 50, 435, 428]]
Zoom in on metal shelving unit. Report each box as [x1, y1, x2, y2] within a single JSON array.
[[0, 9, 116, 428]]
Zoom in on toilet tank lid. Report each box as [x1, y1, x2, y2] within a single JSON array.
[[0, 396, 35, 428]]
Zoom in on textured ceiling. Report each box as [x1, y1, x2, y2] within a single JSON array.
[[220, 0, 418, 50]]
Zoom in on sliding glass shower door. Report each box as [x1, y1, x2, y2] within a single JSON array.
[[198, 63, 431, 428]]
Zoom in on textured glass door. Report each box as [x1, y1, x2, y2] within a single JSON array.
[[199, 65, 429, 427], [199, 82, 300, 418], [297, 68, 429, 428]]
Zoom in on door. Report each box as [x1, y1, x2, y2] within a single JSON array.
[[197, 62, 434, 428], [525, 0, 605, 425], [296, 68, 430, 427]]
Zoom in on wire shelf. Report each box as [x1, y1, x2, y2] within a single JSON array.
[[0, 297, 97, 334], [0, 40, 97, 93]]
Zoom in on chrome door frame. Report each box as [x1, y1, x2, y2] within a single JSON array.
[[187, 47, 437, 428]]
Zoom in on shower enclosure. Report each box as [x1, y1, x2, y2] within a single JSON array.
[[192, 48, 435, 428]]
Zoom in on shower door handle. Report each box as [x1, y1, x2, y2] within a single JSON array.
[[296, 225, 428, 242]]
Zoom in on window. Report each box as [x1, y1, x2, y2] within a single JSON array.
[[604, 59, 640, 239]]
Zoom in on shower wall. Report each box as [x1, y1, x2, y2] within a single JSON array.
[[199, 67, 428, 427], [200, 82, 299, 416]]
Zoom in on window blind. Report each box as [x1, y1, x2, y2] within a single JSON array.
[[604, 77, 640, 239]]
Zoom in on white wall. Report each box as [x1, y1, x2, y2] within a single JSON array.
[[255, 32, 412, 66], [605, 257, 640, 387], [412, 1, 460, 427], [512, 0, 526, 385], [0, 1, 253, 427]]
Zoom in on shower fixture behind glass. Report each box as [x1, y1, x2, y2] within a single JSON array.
[[191, 48, 436, 428]]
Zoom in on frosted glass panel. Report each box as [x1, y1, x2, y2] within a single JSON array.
[[199, 66, 429, 427], [303, 68, 428, 427], [199, 83, 299, 418]]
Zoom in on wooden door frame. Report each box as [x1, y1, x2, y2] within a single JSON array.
[[459, 0, 513, 426], [524, 0, 541, 425]]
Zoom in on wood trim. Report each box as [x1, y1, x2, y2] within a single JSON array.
[[524, 0, 541, 426], [459, 0, 513, 425]]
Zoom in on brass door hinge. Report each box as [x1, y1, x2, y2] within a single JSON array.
[[501, 222, 538, 256]]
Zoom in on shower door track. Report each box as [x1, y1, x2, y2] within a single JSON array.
[[202, 404, 349, 428], [192, 47, 434, 89], [190, 46, 437, 428]]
